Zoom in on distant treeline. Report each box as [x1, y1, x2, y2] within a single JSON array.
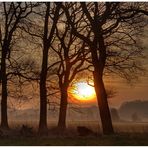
[[119, 100, 148, 120], [0, 100, 147, 122]]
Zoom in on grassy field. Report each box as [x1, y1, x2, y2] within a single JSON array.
[[8, 120, 148, 133], [0, 121, 148, 146], [0, 134, 148, 146]]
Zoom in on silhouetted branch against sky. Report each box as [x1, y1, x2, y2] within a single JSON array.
[[61, 2, 148, 81], [0, 2, 148, 134]]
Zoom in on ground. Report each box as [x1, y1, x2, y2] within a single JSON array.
[[0, 134, 148, 146], [0, 121, 148, 146]]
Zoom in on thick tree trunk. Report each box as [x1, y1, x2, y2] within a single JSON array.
[[90, 30, 114, 134], [39, 79, 47, 133], [1, 50, 9, 129], [58, 86, 68, 130], [93, 71, 114, 134], [38, 3, 61, 133], [38, 45, 48, 133]]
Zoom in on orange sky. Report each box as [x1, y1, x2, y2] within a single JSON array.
[[9, 60, 148, 110], [7, 28, 148, 110], [106, 74, 148, 108], [108, 30, 148, 108]]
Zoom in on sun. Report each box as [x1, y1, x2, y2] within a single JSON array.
[[69, 81, 96, 102]]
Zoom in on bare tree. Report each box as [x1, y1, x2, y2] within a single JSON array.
[[38, 2, 62, 133], [50, 15, 90, 130], [0, 2, 34, 129], [18, 2, 63, 133], [62, 2, 148, 134]]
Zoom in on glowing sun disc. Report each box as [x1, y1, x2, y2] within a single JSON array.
[[71, 82, 96, 101]]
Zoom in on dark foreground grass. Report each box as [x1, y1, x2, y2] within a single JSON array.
[[1, 122, 148, 146], [0, 134, 148, 146]]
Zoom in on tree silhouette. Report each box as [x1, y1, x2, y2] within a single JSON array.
[[18, 2, 63, 133], [62, 2, 148, 134], [38, 2, 62, 133], [0, 2, 147, 136], [51, 16, 90, 130], [0, 2, 34, 129]]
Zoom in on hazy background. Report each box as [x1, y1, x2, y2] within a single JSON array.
[[1, 20, 148, 124]]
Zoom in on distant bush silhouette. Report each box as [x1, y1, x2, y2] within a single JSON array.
[[119, 100, 148, 120], [131, 113, 142, 122], [110, 108, 120, 122]]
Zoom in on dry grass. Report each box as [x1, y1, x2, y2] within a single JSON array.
[[8, 120, 148, 134], [1, 121, 148, 145], [114, 122, 148, 133]]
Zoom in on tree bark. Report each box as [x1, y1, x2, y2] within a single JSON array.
[[38, 45, 48, 133], [91, 32, 114, 134], [38, 3, 61, 133], [1, 48, 9, 129], [93, 70, 114, 134], [58, 85, 68, 130]]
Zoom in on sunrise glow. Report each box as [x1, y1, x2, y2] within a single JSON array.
[[70, 81, 96, 101]]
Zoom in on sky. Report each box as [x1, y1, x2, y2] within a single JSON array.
[[4, 8, 148, 111], [68, 27, 148, 108], [107, 73, 148, 108], [69, 26, 148, 108], [9, 28, 148, 110], [107, 28, 148, 108]]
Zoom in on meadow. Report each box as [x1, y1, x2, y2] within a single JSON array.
[[0, 121, 148, 146]]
